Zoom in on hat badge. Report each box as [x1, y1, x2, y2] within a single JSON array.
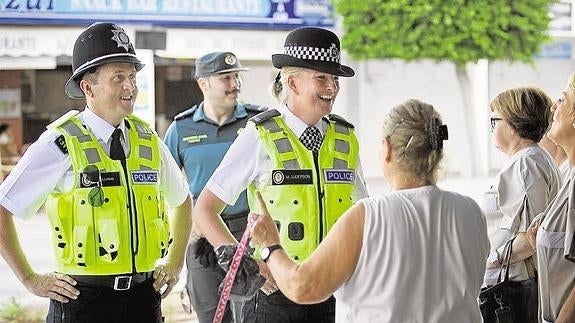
[[329, 43, 340, 60], [224, 54, 236, 66], [111, 25, 132, 52]]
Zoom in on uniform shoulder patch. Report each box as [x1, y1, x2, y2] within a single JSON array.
[[174, 106, 198, 121], [54, 135, 68, 155], [249, 109, 281, 125], [328, 113, 355, 129]]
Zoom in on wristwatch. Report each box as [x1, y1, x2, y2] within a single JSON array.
[[261, 244, 283, 263]]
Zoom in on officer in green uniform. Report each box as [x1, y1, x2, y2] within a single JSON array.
[[0, 22, 192, 323], [193, 27, 368, 323]]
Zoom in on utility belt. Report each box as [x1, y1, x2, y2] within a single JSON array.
[[222, 211, 249, 238], [69, 271, 154, 291]]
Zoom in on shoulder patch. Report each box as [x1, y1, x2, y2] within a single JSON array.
[[244, 104, 268, 113], [174, 106, 199, 121], [249, 109, 281, 125], [54, 135, 68, 155], [328, 113, 355, 129]]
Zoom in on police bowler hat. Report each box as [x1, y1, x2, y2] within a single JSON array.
[[272, 27, 354, 77], [194, 52, 249, 79], [65, 22, 144, 99]]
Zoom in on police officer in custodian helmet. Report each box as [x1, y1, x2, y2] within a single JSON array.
[[0, 22, 192, 323]]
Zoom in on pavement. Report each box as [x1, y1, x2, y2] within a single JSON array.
[[0, 175, 491, 322]]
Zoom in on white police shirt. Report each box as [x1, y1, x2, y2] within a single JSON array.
[[206, 105, 369, 206], [0, 108, 189, 219]]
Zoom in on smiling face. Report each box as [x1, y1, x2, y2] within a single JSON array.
[[81, 62, 138, 126], [288, 68, 339, 124], [548, 78, 575, 148], [199, 71, 242, 110]]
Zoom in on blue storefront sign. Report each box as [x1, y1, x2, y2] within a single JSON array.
[[0, 0, 334, 28]]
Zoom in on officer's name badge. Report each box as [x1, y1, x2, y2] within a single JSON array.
[[324, 169, 355, 183], [131, 171, 158, 184], [272, 170, 313, 185], [79, 172, 121, 188], [183, 134, 207, 144]]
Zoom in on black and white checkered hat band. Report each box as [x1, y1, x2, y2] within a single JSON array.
[[283, 46, 340, 63]]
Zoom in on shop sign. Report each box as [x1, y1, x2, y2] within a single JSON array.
[[0, 0, 334, 28]]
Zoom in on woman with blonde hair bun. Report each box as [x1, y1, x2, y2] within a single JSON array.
[[250, 99, 490, 323]]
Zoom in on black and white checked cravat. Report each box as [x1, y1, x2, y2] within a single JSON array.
[[299, 126, 323, 153]]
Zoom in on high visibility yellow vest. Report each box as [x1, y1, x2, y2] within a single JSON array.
[[45, 111, 169, 275], [248, 110, 359, 262]]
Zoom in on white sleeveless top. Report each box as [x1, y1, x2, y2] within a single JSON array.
[[334, 185, 489, 323]]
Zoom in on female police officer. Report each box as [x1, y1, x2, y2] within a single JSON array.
[[193, 27, 368, 322]]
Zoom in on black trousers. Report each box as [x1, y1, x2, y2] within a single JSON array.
[[242, 290, 335, 323], [186, 247, 234, 323], [46, 279, 161, 323]]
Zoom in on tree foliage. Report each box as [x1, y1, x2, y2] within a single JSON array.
[[333, 0, 555, 68]]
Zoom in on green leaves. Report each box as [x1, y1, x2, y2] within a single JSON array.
[[332, 0, 555, 67]]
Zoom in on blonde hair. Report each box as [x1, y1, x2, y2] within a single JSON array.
[[489, 86, 552, 142], [269, 67, 303, 106], [382, 99, 446, 184]]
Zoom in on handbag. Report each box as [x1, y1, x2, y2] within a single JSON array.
[[479, 237, 538, 323]]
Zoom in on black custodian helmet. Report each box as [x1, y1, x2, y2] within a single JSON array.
[[65, 22, 144, 99], [272, 27, 354, 77]]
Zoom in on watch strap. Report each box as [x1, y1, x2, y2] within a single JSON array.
[[263, 244, 283, 263]]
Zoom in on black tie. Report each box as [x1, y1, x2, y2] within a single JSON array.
[[300, 126, 323, 153], [110, 128, 125, 160]]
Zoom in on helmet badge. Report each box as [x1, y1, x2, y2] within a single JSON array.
[[224, 54, 236, 66], [111, 25, 131, 52]]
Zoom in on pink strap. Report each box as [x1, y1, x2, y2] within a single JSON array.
[[212, 213, 257, 323]]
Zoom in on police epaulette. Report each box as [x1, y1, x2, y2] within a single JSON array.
[[244, 104, 269, 113], [54, 135, 69, 155], [249, 109, 281, 125], [174, 105, 198, 121], [328, 113, 355, 129]]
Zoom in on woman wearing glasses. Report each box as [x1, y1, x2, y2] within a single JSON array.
[[483, 86, 560, 321]]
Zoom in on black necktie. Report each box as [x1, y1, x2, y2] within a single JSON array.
[[110, 128, 125, 160], [300, 126, 323, 153]]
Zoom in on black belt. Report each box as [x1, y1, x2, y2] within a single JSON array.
[[70, 272, 154, 291]]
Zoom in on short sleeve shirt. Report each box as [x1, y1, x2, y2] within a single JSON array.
[[0, 108, 189, 219], [164, 102, 261, 216], [205, 106, 369, 206], [537, 168, 575, 322], [483, 146, 560, 283]]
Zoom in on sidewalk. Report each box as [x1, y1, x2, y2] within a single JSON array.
[[162, 289, 199, 323]]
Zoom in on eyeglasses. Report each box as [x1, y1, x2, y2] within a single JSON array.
[[489, 117, 503, 132]]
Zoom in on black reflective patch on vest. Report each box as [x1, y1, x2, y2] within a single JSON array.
[[271, 169, 313, 185], [288, 222, 304, 241], [54, 135, 68, 154], [79, 172, 121, 188]]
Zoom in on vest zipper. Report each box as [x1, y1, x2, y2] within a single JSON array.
[[313, 151, 324, 244], [119, 158, 138, 273]]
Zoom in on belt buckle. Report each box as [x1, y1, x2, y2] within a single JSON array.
[[113, 275, 132, 291]]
